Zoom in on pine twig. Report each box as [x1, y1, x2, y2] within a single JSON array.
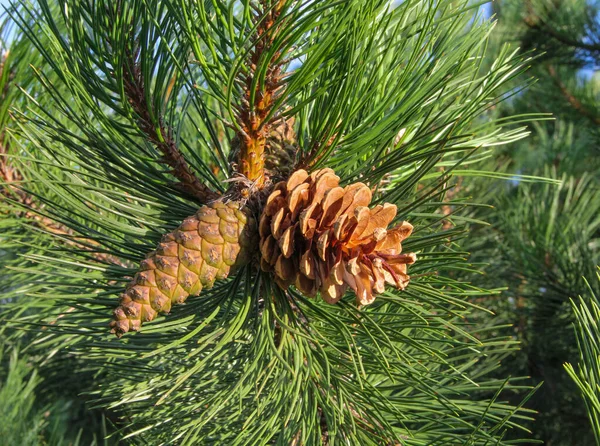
[[1, 166, 129, 268], [546, 65, 600, 126], [237, 0, 289, 191], [122, 45, 220, 204], [1, 140, 129, 268]]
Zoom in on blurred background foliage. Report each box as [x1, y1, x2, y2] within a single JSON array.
[[0, 0, 598, 444], [459, 0, 600, 444]]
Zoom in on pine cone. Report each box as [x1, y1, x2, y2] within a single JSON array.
[[259, 169, 416, 305], [111, 201, 256, 337]]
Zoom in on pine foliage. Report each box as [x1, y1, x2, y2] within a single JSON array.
[[565, 269, 600, 446], [0, 0, 552, 444], [0, 347, 113, 445], [450, 1, 600, 443], [0, 348, 43, 446]]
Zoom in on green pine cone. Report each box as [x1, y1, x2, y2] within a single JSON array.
[[110, 201, 256, 337]]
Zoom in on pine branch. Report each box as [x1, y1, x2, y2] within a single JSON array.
[[0, 50, 34, 207], [122, 43, 220, 203], [523, 13, 600, 54], [0, 160, 129, 267], [1, 84, 127, 268], [1, 1, 541, 443], [236, 0, 289, 190], [546, 65, 600, 126]]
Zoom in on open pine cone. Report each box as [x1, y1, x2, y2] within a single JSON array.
[[259, 168, 416, 305]]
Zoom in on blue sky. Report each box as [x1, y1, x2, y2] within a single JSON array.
[[0, 1, 497, 17]]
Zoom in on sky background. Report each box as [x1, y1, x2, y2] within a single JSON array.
[[0, 0, 495, 15]]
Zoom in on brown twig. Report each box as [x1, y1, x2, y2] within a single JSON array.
[[122, 43, 220, 203], [2, 169, 130, 267], [546, 64, 600, 126], [0, 150, 32, 207], [237, 0, 289, 191]]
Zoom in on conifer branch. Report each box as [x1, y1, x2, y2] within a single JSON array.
[[0, 1, 541, 442], [523, 14, 600, 54], [1, 149, 128, 267], [122, 43, 220, 203], [237, 0, 289, 190], [0, 143, 30, 205], [546, 65, 600, 126], [1, 121, 127, 267]]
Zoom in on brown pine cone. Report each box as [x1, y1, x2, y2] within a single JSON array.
[[111, 201, 256, 337], [259, 169, 416, 305]]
